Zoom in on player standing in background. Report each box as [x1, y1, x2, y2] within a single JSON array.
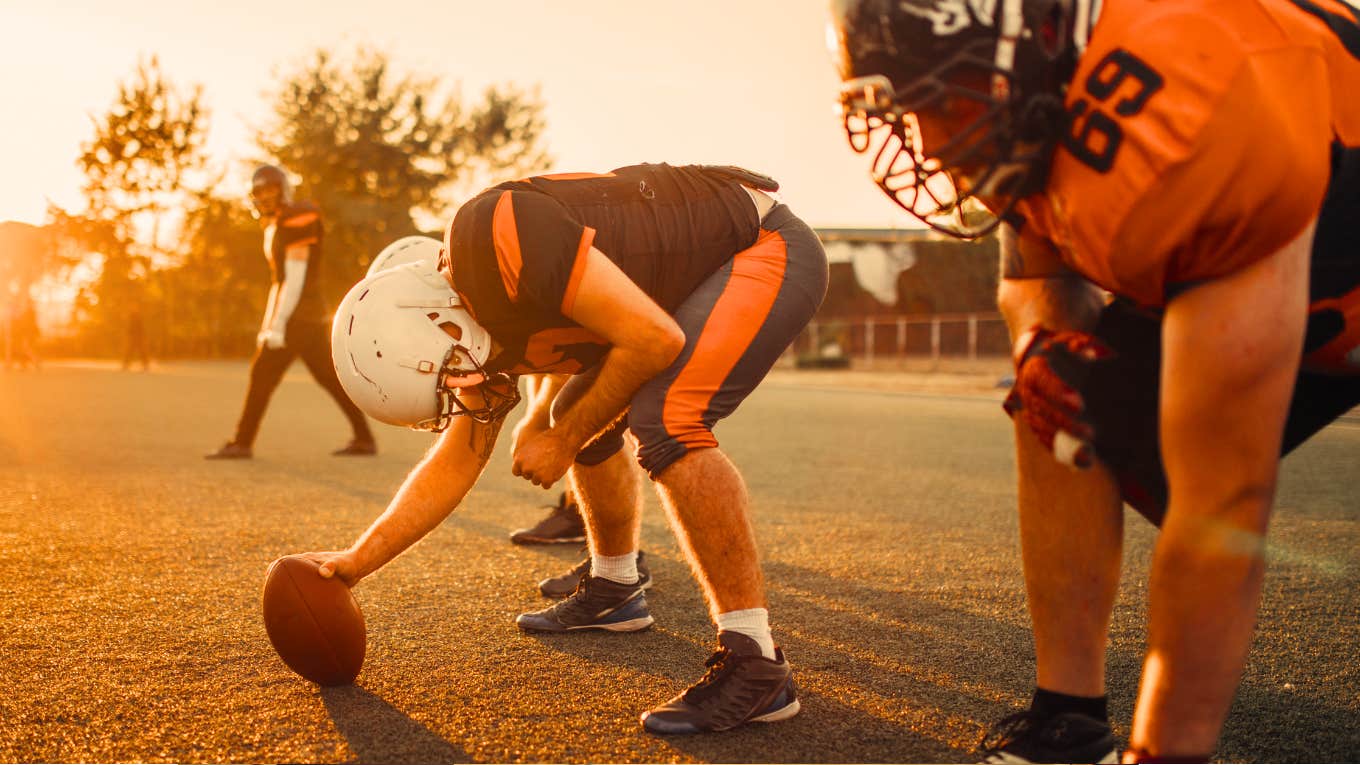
[[831, 0, 1360, 760], [206, 165, 376, 459]]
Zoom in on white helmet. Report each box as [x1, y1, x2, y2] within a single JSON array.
[[366, 235, 442, 277], [331, 260, 517, 431]]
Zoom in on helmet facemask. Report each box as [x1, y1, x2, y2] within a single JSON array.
[[834, 0, 1081, 239], [421, 338, 520, 431]]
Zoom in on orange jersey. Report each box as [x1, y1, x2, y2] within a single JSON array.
[[1014, 0, 1360, 372]]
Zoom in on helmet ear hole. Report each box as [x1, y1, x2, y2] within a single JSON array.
[[436, 320, 463, 341]]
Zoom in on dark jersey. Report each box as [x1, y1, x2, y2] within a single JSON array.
[[266, 201, 327, 323], [443, 163, 769, 374]]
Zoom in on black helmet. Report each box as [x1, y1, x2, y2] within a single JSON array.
[[829, 0, 1092, 237], [250, 164, 292, 201]]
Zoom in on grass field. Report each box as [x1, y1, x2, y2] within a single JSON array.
[[0, 361, 1356, 763]]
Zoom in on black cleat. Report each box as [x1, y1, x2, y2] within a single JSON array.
[[538, 551, 653, 599], [641, 632, 800, 734], [332, 439, 377, 456], [204, 441, 252, 460], [516, 573, 654, 633], [510, 492, 586, 545], [977, 710, 1118, 764]]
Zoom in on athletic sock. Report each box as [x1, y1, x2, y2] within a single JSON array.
[[715, 608, 776, 659], [592, 551, 639, 585], [1030, 686, 1109, 722]]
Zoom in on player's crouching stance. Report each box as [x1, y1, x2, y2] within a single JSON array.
[[831, 0, 1360, 761], [302, 163, 828, 733]]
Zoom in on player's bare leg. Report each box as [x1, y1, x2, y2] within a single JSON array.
[[571, 449, 643, 557], [1016, 425, 1125, 698], [652, 447, 764, 616], [640, 446, 799, 735]]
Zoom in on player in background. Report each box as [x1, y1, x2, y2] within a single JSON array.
[[206, 165, 376, 459], [831, 0, 1360, 761], [303, 162, 828, 734]]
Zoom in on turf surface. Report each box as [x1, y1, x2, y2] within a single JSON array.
[[0, 362, 1355, 762]]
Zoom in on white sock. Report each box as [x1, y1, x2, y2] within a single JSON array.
[[715, 608, 776, 659], [592, 551, 638, 585]]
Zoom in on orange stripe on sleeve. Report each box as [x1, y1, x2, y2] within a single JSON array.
[[283, 212, 319, 228], [560, 226, 597, 316], [491, 191, 523, 302], [660, 229, 788, 442]]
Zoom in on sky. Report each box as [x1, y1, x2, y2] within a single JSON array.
[[0, 0, 925, 231]]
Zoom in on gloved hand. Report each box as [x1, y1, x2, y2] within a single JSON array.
[[258, 328, 286, 350], [1002, 325, 1114, 469]]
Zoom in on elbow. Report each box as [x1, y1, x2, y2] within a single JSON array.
[[661, 324, 686, 366], [651, 323, 686, 372]]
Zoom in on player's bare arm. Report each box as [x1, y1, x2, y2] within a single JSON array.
[[308, 387, 508, 586], [511, 248, 685, 488], [997, 225, 1105, 338], [1129, 221, 1313, 757], [511, 373, 568, 454]]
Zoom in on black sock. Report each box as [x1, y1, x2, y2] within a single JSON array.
[[1030, 686, 1109, 722]]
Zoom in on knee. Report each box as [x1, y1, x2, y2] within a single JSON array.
[[629, 409, 717, 478], [575, 419, 626, 466]]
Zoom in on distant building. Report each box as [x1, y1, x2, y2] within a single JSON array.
[[813, 227, 1000, 317], [802, 228, 1007, 362]]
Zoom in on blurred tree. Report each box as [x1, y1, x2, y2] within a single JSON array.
[[56, 56, 210, 356], [159, 187, 268, 357], [257, 47, 552, 307]]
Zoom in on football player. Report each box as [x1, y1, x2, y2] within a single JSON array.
[[831, 0, 1360, 761], [364, 237, 648, 587], [206, 165, 376, 459], [303, 163, 828, 733]]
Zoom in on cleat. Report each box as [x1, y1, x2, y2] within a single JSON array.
[[516, 574, 653, 633], [332, 439, 378, 456], [510, 492, 586, 545], [641, 631, 800, 734], [539, 551, 652, 599], [977, 710, 1118, 764], [204, 441, 252, 460]]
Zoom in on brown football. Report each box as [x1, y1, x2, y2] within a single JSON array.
[[262, 555, 366, 686]]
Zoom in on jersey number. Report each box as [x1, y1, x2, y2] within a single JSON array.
[[1062, 49, 1165, 172]]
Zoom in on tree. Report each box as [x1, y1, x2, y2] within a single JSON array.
[[58, 56, 210, 354], [256, 47, 552, 307]]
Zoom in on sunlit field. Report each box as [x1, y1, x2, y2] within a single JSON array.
[[1, 363, 1355, 763]]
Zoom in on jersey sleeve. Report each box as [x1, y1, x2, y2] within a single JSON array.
[[276, 202, 322, 253], [491, 190, 596, 315], [1106, 26, 1332, 301]]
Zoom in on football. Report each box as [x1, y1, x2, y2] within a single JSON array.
[[262, 555, 366, 686]]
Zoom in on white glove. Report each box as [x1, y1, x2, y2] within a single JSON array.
[[258, 329, 286, 350]]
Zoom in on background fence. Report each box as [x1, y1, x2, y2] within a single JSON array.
[[789, 312, 1010, 365]]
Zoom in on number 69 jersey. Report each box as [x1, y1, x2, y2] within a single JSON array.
[[1013, 0, 1360, 373]]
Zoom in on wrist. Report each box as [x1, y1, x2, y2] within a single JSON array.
[[1012, 325, 1047, 366]]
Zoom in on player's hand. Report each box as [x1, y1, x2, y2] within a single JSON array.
[[301, 550, 363, 588], [511, 429, 576, 489], [1003, 325, 1113, 470], [259, 329, 286, 350], [511, 415, 547, 457]]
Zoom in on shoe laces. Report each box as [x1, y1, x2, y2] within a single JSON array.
[[552, 576, 627, 621], [681, 645, 739, 704], [978, 709, 1041, 757]]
